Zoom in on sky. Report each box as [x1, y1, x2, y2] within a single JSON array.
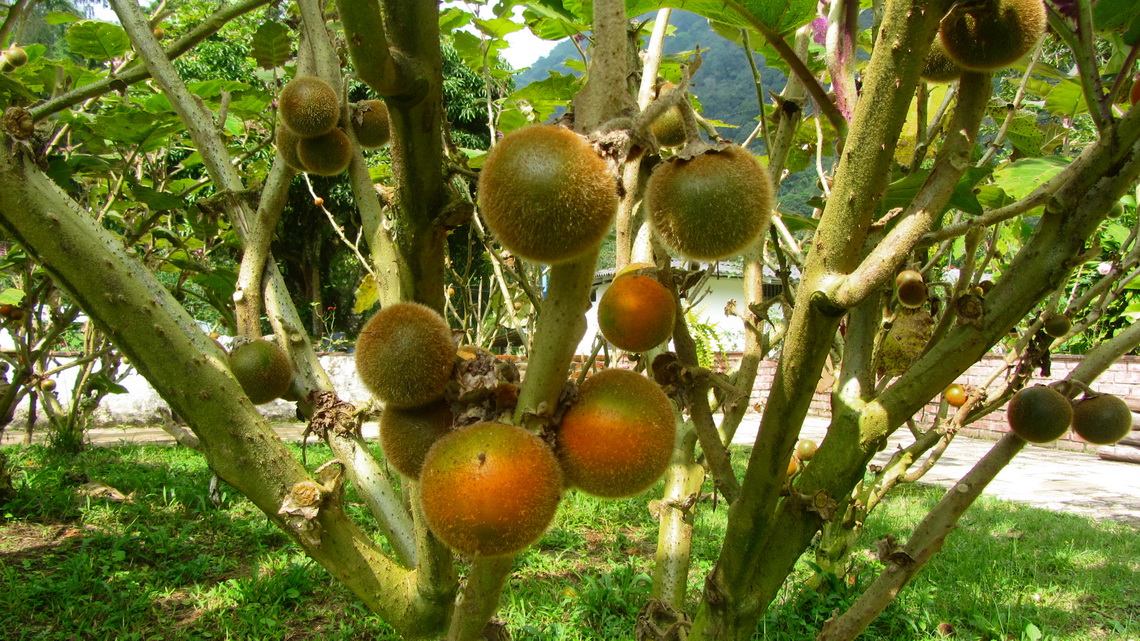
[[90, 3, 560, 71]]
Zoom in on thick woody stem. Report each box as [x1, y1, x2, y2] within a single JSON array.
[[816, 434, 1027, 641]]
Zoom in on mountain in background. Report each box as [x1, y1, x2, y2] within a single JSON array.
[[516, 11, 788, 146]]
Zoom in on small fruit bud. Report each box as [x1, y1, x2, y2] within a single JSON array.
[[313, 196, 324, 207]]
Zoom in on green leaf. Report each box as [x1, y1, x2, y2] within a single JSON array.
[[439, 7, 472, 34], [250, 22, 293, 70], [777, 212, 818, 232], [521, 1, 590, 40], [628, 0, 816, 35], [1093, 0, 1140, 44], [0, 288, 25, 306], [88, 372, 128, 395], [130, 185, 183, 211], [45, 11, 82, 25], [991, 157, 1071, 202], [66, 21, 131, 62], [1043, 80, 1088, 117], [475, 17, 525, 39]]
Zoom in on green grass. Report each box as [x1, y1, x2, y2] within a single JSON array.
[[1, 441, 1137, 640]]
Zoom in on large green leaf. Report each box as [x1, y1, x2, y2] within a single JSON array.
[[1093, 0, 1140, 45], [991, 157, 1070, 201], [1043, 80, 1088, 118], [251, 22, 292, 70], [627, 0, 816, 35], [0, 288, 25, 306], [66, 21, 131, 62], [881, 167, 988, 217]]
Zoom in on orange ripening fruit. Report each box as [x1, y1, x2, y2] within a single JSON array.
[[944, 383, 968, 408], [556, 368, 675, 498], [598, 274, 676, 352], [420, 421, 562, 557], [355, 302, 455, 409], [478, 125, 618, 264]]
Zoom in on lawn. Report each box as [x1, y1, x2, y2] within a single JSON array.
[[0, 440, 1136, 640]]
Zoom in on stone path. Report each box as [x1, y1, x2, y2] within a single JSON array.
[[734, 415, 1140, 525], [5, 415, 1138, 525]]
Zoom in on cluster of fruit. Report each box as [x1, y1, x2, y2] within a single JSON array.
[[1007, 385, 1133, 446], [353, 302, 676, 558], [273, 75, 390, 176], [0, 46, 27, 73], [922, 0, 1047, 83]]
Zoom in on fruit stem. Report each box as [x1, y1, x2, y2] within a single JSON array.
[[446, 555, 514, 641], [512, 248, 599, 430]]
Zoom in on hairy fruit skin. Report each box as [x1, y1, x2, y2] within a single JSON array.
[[355, 302, 455, 409], [352, 100, 391, 148], [278, 76, 340, 138], [380, 400, 453, 478], [297, 128, 352, 176], [556, 368, 675, 498], [275, 127, 306, 172], [1007, 385, 1072, 443], [1071, 394, 1132, 445], [229, 339, 293, 405], [939, 0, 1047, 71], [646, 144, 774, 260], [478, 125, 618, 264], [597, 274, 676, 352], [921, 40, 963, 83], [420, 422, 562, 557]]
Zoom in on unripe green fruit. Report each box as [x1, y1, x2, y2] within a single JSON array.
[[275, 126, 306, 172], [796, 439, 818, 461], [421, 421, 562, 557], [478, 125, 618, 264], [651, 107, 686, 148], [352, 99, 390, 148], [355, 302, 455, 409], [1108, 201, 1125, 219], [229, 339, 293, 404], [278, 76, 340, 138], [895, 270, 928, 308], [556, 368, 675, 498], [939, 0, 1047, 71], [297, 128, 352, 176], [1043, 313, 1071, 338], [1071, 393, 1132, 445], [1007, 385, 1072, 443], [380, 399, 453, 478], [4, 46, 27, 68], [40, 379, 56, 393], [598, 274, 676, 352], [646, 144, 774, 260]]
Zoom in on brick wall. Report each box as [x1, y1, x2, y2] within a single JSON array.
[[542, 352, 1140, 453]]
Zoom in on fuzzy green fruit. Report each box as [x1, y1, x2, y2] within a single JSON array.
[[1007, 385, 1072, 444], [478, 125, 618, 264], [646, 144, 774, 260], [355, 302, 455, 409], [353, 99, 391, 148], [939, 0, 1047, 71], [229, 339, 293, 404], [278, 76, 340, 138], [380, 400, 453, 478], [1071, 394, 1132, 445], [297, 128, 352, 176]]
